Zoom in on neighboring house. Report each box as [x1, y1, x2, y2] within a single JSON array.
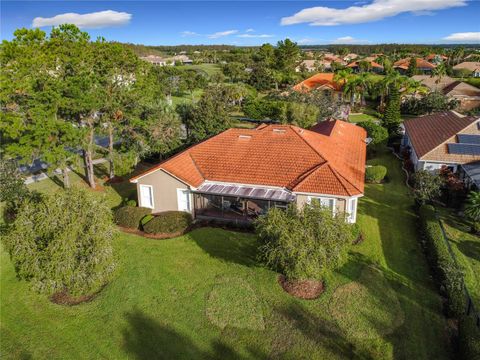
[[453, 62, 480, 77], [394, 58, 436, 75], [295, 59, 333, 72], [347, 60, 384, 74], [130, 122, 367, 223], [140, 55, 172, 66], [425, 54, 448, 64], [292, 73, 344, 101], [343, 53, 359, 62], [403, 111, 480, 173], [412, 75, 480, 111]]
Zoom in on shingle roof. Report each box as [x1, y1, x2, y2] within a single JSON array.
[[453, 62, 480, 72], [293, 73, 343, 92], [131, 121, 367, 197], [404, 111, 477, 158]]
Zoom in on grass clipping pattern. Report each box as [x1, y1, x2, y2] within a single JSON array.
[[206, 276, 265, 330], [329, 266, 404, 340]]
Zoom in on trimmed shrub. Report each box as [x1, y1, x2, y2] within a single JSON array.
[[365, 165, 387, 183], [143, 211, 192, 234], [126, 199, 137, 207], [114, 206, 151, 229], [458, 315, 480, 360], [418, 205, 466, 317]]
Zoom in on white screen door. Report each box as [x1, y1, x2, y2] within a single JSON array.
[[140, 185, 154, 209], [177, 189, 190, 212]]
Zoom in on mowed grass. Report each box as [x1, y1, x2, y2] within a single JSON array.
[[0, 149, 451, 359], [437, 207, 480, 308], [349, 113, 380, 123], [177, 63, 222, 77]]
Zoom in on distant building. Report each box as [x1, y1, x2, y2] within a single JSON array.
[[140, 54, 193, 66], [293, 73, 344, 101], [412, 75, 480, 111], [453, 62, 480, 77], [347, 60, 384, 74], [295, 59, 333, 73], [394, 58, 436, 75], [425, 54, 448, 65]]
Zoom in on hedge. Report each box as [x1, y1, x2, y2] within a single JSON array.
[[365, 165, 387, 183], [143, 211, 193, 234], [459, 315, 480, 360], [114, 206, 152, 229], [418, 205, 465, 317]]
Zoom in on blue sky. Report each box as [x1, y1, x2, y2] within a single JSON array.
[[1, 1, 480, 45]]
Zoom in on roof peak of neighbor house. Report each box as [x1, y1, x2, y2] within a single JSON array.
[[404, 111, 478, 158], [130, 121, 367, 197]]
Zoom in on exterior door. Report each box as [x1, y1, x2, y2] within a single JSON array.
[[177, 189, 190, 212], [140, 185, 154, 209]]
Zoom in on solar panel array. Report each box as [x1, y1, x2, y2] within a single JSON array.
[[448, 143, 480, 156], [196, 183, 295, 202], [457, 134, 480, 145]]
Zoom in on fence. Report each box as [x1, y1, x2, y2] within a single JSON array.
[[435, 211, 480, 327]]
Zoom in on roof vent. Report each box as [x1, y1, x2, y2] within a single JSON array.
[[273, 128, 286, 134], [238, 134, 252, 140]]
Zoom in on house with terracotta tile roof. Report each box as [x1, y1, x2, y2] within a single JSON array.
[[425, 54, 448, 65], [130, 121, 367, 223], [346, 60, 384, 74], [394, 58, 436, 75], [403, 111, 480, 173], [292, 73, 344, 101]]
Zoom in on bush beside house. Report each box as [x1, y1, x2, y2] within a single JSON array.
[[143, 211, 193, 235], [114, 206, 152, 229], [365, 165, 387, 183]]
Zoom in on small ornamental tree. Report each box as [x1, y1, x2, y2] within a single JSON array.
[[412, 170, 443, 205], [357, 121, 388, 147], [255, 203, 353, 285], [464, 191, 480, 234], [2, 187, 116, 297], [383, 84, 402, 136], [0, 158, 30, 218]]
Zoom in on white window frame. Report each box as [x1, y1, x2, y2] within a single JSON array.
[[307, 196, 336, 214], [347, 198, 358, 223], [139, 184, 154, 209], [176, 188, 191, 213]]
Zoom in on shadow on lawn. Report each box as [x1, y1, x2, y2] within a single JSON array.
[[189, 228, 259, 267], [458, 240, 480, 261], [122, 309, 266, 360]]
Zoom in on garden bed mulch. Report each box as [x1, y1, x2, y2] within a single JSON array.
[[278, 275, 324, 300], [118, 226, 190, 240], [50, 289, 100, 306]]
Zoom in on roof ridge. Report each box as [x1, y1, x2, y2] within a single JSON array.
[[188, 153, 206, 181], [289, 162, 327, 190], [327, 164, 362, 195], [291, 124, 330, 162]]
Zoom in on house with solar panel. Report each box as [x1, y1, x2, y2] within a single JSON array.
[[403, 111, 480, 187], [130, 121, 367, 224]]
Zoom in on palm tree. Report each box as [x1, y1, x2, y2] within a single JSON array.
[[403, 78, 429, 97], [354, 72, 371, 106], [334, 68, 352, 103], [465, 191, 480, 233], [431, 62, 447, 84], [342, 78, 357, 107]]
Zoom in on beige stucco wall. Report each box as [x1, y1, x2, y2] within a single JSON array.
[[135, 169, 189, 213], [296, 194, 347, 214]]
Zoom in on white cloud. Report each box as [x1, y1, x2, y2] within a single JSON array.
[[331, 36, 369, 44], [32, 10, 131, 29], [181, 31, 198, 37], [443, 32, 480, 42], [297, 38, 317, 45], [237, 34, 274, 38], [246, 28, 255, 33], [208, 30, 238, 39], [281, 0, 467, 26]]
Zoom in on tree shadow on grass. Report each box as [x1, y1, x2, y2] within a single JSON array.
[[457, 240, 480, 261], [188, 228, 259, 267], [122, 309, 266, 360]]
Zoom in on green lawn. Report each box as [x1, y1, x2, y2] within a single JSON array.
[[437, 207, 480, 308], [177, 63, 222, 77], [348, 113, 379, 123], [0, 149, 451, 359]]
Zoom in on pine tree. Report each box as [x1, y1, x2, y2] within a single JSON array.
[[383, 84, 401, 135]]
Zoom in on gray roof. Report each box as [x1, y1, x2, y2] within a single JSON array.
[[195, 183, 295, 202]]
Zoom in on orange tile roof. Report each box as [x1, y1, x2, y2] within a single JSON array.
[[131, 122, 367, 197], [394, 57, 436, 70], [293, 73, 343, 93], [347, 60, 384, 69]]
